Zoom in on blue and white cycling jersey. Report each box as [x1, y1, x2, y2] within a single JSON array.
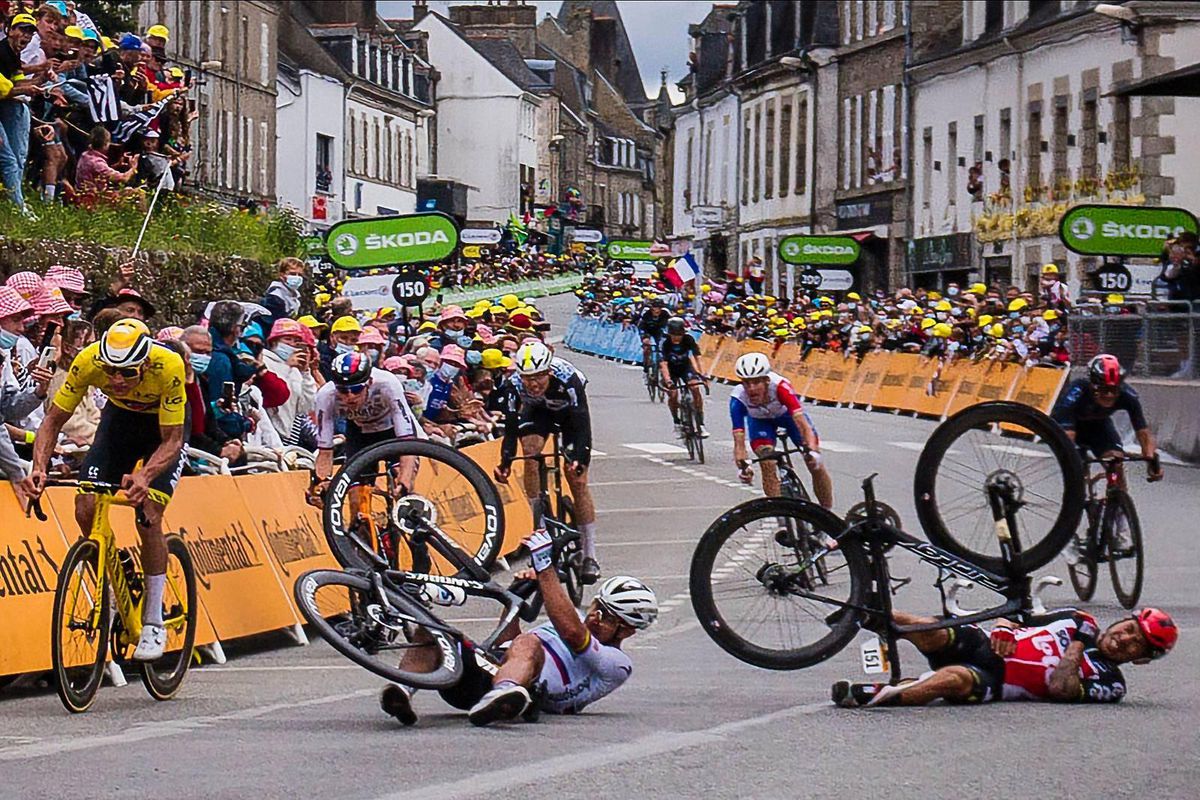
[[532, 619, 632, 714]]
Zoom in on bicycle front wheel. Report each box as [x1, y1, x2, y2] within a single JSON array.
[[141, 535, 198, 701], [556, 496, 584, 607], [690, 497, 867, 671], [294, 569, 464, 689], [915, 401, 1084, 573], [52, 538, 110, 713], [325, 439, 504, 575], [1106, 492, 1143, 609]]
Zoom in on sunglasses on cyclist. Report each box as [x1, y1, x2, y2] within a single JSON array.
[[100, 364, 142, 379], [335, 382, 369, 395]]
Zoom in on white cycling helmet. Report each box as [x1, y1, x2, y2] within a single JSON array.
[[514, 340, 553, 375], [97, 318, 153, 369], [595, 575, 658, 630], [734, 352, 771, 380]]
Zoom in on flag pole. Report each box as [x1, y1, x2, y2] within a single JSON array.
[[131, 167, 171, 260]]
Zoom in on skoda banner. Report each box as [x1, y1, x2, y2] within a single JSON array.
[[778, 235, 861, 266], [1059, 204, 1198, 258], [607, 240, 658, 261], [325, 212, 459, 269]]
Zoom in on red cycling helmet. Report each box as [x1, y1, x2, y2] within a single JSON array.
[[1135, 607, 1177, 659], [1088, 353, 1124, 389]]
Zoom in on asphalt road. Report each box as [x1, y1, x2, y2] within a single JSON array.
[[3, 292, 1198, 800]]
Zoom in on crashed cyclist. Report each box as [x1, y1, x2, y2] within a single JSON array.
[[379, 530, 658, 727]]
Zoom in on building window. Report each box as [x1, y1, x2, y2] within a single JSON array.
[[1027, 105, 1043, 192], [1052, 96, 1069, 187], [921, 126, 932, 208], [357, 39, 367, 77], [1112, 96, 1130, 169], [260, 22, 270, 86], [946, 120, 957, 204], [240, 15, 249, 78], [316, 134, 333, 194], [742, 110, 751, 205], [703, 126, 713, 204], [1081, 94, 1098, 179], [852, 94, 862, 188], [348, 111, 356, 174], [796, 94, 807, 193], [984, 0, 1003, 34], [259, 120, 268, 194], [842, 97, 851, 189], [882, 0, 896, 31], [685, 130, 694, 210], [779, 101, 792, 198], [764, 102, 775, 199]]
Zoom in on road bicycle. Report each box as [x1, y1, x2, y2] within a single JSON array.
[[33, 480, 197, 713], [670, 375, 710, 464], [1067, 454, 1154, 609], [296, 450, 580, 690], [642, 337, 663, 403], [690, 401, 1084, 681], [322, 439, 504, 577], [507, 431, 589, 606]]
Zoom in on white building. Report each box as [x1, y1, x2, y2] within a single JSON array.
[[413, 12, 548, 223], [909, 0, 1200, 293], [671, 91, 740, 275]]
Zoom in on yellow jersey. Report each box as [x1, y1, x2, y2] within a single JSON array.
[[54, 341, 187, 426]]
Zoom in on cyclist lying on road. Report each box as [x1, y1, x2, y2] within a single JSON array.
[[833, 606, 1176, 708], [379, 530, 658, 727]]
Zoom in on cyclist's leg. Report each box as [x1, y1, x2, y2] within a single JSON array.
[[786, 412, 834, 510], [560, 410, 598, 567], [74, 404, 139, 538], [489, 631, 546, 691], [517, 408, 551, 502], [745, 417, 780, 496], [688, 375, 705, 427], [140, 441, 187, 627], [665, 368, 681, 423]]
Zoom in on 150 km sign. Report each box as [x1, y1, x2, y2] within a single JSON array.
[[1059, 204, 1198, 258]]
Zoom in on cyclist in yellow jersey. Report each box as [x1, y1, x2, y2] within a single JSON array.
[[23, 319, 188, 661]]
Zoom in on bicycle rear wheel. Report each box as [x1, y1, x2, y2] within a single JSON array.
[[295, 569, 464, 689], [325, 439, 504, 575], [914, 401, 1084, 573], [690, 497, 867, 671], [51, 538, 110, 713], [1105, 492, 1143, 609], [141, 535, 198, 701]]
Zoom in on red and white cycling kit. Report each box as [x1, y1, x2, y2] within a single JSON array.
[[729, 372, 817, 450], [1000, 618, 1126, 702]]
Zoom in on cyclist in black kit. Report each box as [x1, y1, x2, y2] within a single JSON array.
[[637, 298, 671, 364], [658, 317, 709, 438]]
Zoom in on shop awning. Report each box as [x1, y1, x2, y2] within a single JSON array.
[[836, 224, 889, 240], [1106, 63, 1200, 97]]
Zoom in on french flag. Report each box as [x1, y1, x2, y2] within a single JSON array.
[[663, 253, 699, 288]]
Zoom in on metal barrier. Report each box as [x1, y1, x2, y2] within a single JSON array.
[[1068, 301, 1198, 379]]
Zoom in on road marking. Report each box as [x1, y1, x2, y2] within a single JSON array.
[[205, 665, 362, 672], [817, 440, 868, 453], [588, 477, 696, 487], [371, 700, 830, 800], [0, 688, 377, 762], [982, 443, 1054, 459], [598, 504, 731, 514], [598, 538, 698, 548], [886, 441, 926, 452], [624, 442, 689, 455]]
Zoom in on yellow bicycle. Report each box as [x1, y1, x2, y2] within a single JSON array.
[[33, 479, 197, 713]]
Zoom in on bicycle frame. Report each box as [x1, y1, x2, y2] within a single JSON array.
[[752, 435, 810, 499]]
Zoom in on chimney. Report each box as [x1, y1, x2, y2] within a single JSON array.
[[413, 0, 429, 23]]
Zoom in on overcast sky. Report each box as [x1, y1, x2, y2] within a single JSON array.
[[378, 0, 708, 104]]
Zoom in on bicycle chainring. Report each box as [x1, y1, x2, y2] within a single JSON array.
[[391, 494, 438, 534]]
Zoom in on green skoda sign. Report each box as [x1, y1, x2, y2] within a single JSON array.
[[325, 212, 459, 269], [607, 240, 659, 261], [1059, 204, 1198, 258], [778, 235, 861, 266]]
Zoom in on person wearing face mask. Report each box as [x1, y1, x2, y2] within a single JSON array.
[[179, 325, 243, 465], [1039, 264, 1071, 312], [422, 344, 467, 432], [320, 315, 363, 380], [262, 318, 319, 448], [262, 257, 306, 317], [357, 326, 387, 366], [430, 305, 470, 351]]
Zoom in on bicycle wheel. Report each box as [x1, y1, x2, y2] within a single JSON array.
[[781, 480, 828, 585], [556, 496, 584, 607], [1068, 502, 1099, 601], [325, 439, 504, 575], [690, 497, 868, 671], [294, 569, 464, 689], [679, 397, 696, 460], [141, 535, 198, 701], [51, 538, 110, 713], [1106, 492, 1143, 609], [914, 401, 1084, 573]]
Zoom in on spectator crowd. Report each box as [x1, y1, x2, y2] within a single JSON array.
[[0, 2, 194, 213]]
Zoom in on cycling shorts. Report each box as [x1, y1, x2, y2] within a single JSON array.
[[1073, 419, 1124, 459], [80, 404, 186, 507], [517, 406, 592, 467], [436, 643, 497, 710], [344, 424, 402, 462], [665, 363, 701, 384], [746, 412, 819, 452], [924, 624, 1004, 704]]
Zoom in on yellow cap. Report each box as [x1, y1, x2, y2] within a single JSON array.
[[847, 292, 862, 301], [297, 314, 326, 329], [856, 324, 872, 334], [988, 323, 1006, 337], [146, 24, 170, 41], [418, 320, 438, 332], [1042, 263, 1059, 274], [314, 292, 332, 307], [500, 294, 521, 310], [466, 308, 484, 319], [481, 349, 512, 370], [700, 284, 712, 292], [101, 35, 116, 51], [920, 318, 936, 330], [927, 291, 942, 301], [10, 13, 36, 28], [935, 300, 952, 312], [764, 296, 776, 305], [1106, 293, 1124, 304], [932, 322, 953, 338], [969, 283, 987, 295], [330, 316, 362, 334], [772, 327, 789, 336], [978, 315, 994, 327], [474, 299, 491, 309], [1007, 298, 1028, 312], [489, 305, 506, 315], [1042, 309, 1060, 320], [884, 318, 902, 328], [820, 309, 833, 319], [64, 25, 85, 40]]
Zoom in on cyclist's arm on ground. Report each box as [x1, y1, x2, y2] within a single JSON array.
[[536, 562, 590, 652]]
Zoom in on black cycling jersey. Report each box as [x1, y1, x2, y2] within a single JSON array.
[[497, 358, 590, 466], [658, 334, 699, 367], [638, 309, 671, 337], [1052, 378, 1148, 432]]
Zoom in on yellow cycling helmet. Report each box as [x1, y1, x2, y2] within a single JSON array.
[[98, 318, 152, 368]]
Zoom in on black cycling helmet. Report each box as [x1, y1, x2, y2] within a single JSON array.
[[330, 351, 373, 386], [1088, 353, 1124, 389], [666, 317, 686, 335]]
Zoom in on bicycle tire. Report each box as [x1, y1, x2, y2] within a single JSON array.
[[141, 535, 198, 701], [1106, 491, 1143, 610], [51, 538, 110, 713], [557, 496, 584, 607], [680, 397, 696, 460], [915, 401, 1084, 573], [294, 569, 464, 689], [782, 480, 829, 586], [1067, 546, 1098, 602], [694, 423, 706, 464], [324, 439, 504, 575], [690, 497, 868, 671]]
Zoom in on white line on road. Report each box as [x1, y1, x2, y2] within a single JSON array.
[[204, 665, 362, 672], [371, 700, 829, 800], [623, 442, 689, 455], [598, 504, 731, 514], [598, 538, 698, 548]]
